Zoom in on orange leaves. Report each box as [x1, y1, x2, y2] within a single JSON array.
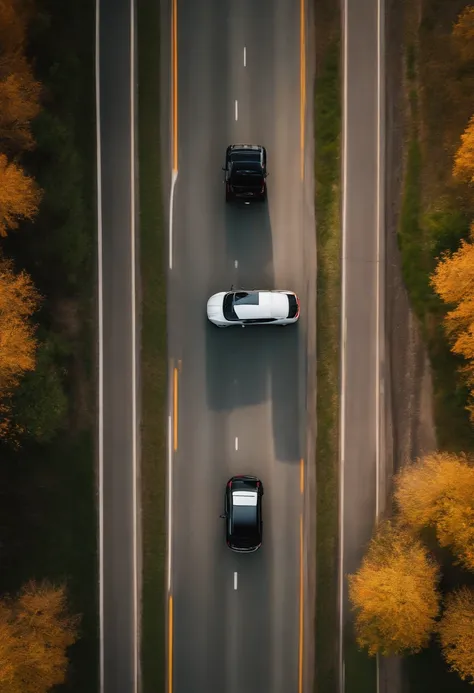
[[0, 581, 80, 693], [0, 0, 40, 154], [0, 255, 40, 394], [395, 453, 474, 572], [0, 154, 41, 236], [431, 235, 474, 410], [348, 522, 440, 656], [453, 5, 474, 65], [439, 588, 474, 684], [453, 115, 474, 185]]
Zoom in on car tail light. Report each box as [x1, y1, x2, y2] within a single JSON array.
[[227, 480, 232, 488], [256, 481, 261, 487]]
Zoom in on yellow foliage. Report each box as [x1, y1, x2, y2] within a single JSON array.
[[0, 254, 40, 393], [0, 581, 80, 693], [453, 6, 474, 64], [453, 115, 474, 185], [0, 63, 40, 152], [0, 0, 39, 152], [395, 452, 474, 571], [348, 522, 440, 656], [430, 238, 474, 410], [0, 0, 27, 66], [0, 153, 41, 236], [439, 587, 474, 684]]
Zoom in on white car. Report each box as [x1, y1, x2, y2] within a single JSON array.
[[207, 289, 300, 327]]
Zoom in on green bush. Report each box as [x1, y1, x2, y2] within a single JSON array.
[[12, 335, 68, 443]]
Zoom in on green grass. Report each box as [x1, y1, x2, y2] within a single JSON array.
[[314, 37, 342, 693], [137, 1, 168, 692]]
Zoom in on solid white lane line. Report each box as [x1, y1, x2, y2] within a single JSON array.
[[234, 260, 238, 268], [235, 437, 239, 451], [130, 1, 138, 690], [167, 415, 173, 591], [339, 0, 349, 690], [235, 100, 238, 121], [169, 170, 178, 269], [243, 46, 246, 66], [234, 572, 238, 590], [375, 5, 385, 693], [95, 0, 104, 690]]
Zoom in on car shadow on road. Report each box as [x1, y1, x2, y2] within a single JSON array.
[[205, 200, 274, 411], [269, 322, 301, 463]]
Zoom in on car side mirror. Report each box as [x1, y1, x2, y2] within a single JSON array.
[[222, 167, 226, 171], [219, 513, 226, 519], [265, 172, 269, 178]]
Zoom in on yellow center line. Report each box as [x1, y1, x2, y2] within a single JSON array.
[[300, 0, 306, 180], [300, 458, 304, 494], [168, 595, 174, 693], [173, 367, 178, 451], [298, 514, 304, 693], [172, 0, 178, 172]]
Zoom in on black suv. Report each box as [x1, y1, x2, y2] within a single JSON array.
[[220, 475, 264, 552], [223, 144, 268, 202]]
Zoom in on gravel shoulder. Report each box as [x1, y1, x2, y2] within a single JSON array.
[[380, 1, 436, 691]]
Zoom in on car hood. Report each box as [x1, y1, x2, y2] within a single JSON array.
[[207, 292, 226, 320]]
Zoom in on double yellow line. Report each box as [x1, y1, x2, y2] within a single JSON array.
[[173, 367, 178, 451], [299, 458, 305, 693], [171, 0, 178, 172], [300, 0, 306, 180]]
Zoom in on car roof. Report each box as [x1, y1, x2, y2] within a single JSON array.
[[233, 291, 289, 320]]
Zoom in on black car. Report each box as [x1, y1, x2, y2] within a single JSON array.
[[220, 475, 264, 552], [223, 144, 268, 202]]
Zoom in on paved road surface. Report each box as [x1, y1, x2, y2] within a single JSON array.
[[166, 1, 316, 692], [97, 0, 138, 691], [339, 0, 385, 691]]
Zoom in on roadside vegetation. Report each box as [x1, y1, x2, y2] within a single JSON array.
[[349, 3, 474, 690], [349, 453, 474, 686], [137, 0, 167, 691], [0, 0, 97, 690], [313, 3, 341, 692]]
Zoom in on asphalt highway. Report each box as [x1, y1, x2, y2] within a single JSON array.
[[339, 0, 385, 690], [166, 1, 315, 692], [97, 0, 138, 691]]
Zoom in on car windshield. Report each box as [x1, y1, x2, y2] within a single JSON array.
[[231, 151, 261, 163], [223, 292, 239, 321]]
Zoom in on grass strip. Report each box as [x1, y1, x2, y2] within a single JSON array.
[[137, 1, 167, 692], [314, 37, 342, 693]]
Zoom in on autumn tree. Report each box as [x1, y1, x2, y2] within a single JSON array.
[[453, 5, 474, 64], [395, 452, 474, 572], [348, 522, 440, 656], [0, 0, 28, 68], [453, 115, 474, 185], [430, 233, 474, 417], [0, 580, 80, 693], [0, 255, 39, 391], [0, 153, 41, 236], [439, 587, 474, 684], [0, 0, 40, 153]]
